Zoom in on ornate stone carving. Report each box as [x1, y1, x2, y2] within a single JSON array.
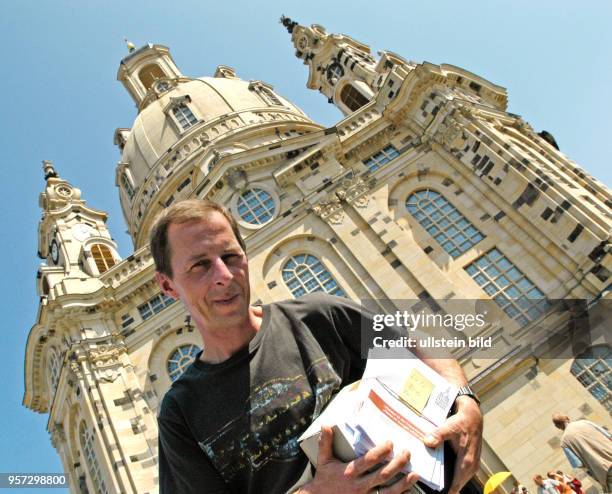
[[49, 422, 66, 450], [312, 196, 344, 224], [337, 175, 372, 207], [88, 342, 127, 369]]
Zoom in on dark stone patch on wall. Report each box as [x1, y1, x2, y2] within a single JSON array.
[[567, 224, 584, 243], [588, 241, 608, 263], [480, 213, 491, 221], [541, 207, 553, 220], [424, 246, 434, 254], [493, 211, 506, 222], [351, 228, 360, 236], [267, 281, 277, 289], [512, 183, 540, 209], [390, 259, 402, 269]]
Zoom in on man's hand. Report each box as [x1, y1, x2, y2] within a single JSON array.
[[298, 425, 419, 494], [423, 396, 483, 494]]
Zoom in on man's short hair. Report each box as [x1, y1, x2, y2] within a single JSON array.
[[552, 413, 570, 429], [149, 199, 246, 278]]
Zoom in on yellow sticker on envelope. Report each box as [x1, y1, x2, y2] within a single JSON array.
[[400, 368, 434, 413]]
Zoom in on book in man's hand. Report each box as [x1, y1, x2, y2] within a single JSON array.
[[299, 349, 458, 491]]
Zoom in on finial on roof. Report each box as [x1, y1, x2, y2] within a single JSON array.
[[42, 160, 58, 181], [280, 15, 298, 34], [124, 37, 136, 53]]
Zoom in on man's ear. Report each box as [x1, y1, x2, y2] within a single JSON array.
[[155, 271, 179, 300]]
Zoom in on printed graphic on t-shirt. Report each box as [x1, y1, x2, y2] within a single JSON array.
[[198, 358, 341, 482]]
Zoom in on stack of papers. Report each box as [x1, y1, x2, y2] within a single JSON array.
[[299, 349, 457, 491]]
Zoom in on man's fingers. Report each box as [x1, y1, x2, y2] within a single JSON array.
[[381, 471, 420, 494], [360, 449, 411, 489], [423, 418, 457, 448], [448, 445, 479, 494], [317, 425, 335, 465], [346, 441, 393, 477]]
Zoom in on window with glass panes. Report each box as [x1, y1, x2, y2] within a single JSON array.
[[137, 293, 175, 321], [172, 104, 198, 130], [258, 86, 282, 106], [79, 422, 108, 494], [167, 344, 201, 382], [121, 173, 135, 200], [121, 313, 134, 328], [340, 84, 369, 111], [91, 244, 116, 274], [406, 189, 484, 258], [571, 345, 612, 413], [363, 145, 400, 172], [48, 348, 61, 394], [465, 249, 549, 326], [237, 188, 276, 225], [282, 254, 345, 298]]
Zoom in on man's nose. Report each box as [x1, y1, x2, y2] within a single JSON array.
[[211, 257, 233, 284]]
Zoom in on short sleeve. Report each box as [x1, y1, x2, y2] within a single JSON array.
[[158, 399, 230, 494]]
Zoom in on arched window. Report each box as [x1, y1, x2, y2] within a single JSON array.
[[406, 189, 484, 258], [121, 173, 135, 200], [91, 245, 116, 274], [236, 188, 276, 225], [282, 254, 345, 298], [172, 104, 198, 130], [139, 63, 165, 91], [258, 86, 282, 106], [79, 422, 108, 494], [340, 84, 369, 112], [465, 248, 549, 327], [167, 344, 200, 382], [571, 345, 612, 413], [48, 347, 62, 395]]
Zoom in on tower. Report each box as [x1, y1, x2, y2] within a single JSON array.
[[24, 21, 611, 494]]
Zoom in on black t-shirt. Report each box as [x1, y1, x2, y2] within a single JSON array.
[[158, 293, 372, 494]]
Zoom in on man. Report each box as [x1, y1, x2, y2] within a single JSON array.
[[152, 199, 482, 494], [533, 474, 559, 494], [552, 413, 612, 492]]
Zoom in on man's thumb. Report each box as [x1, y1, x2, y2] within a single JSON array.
[[317, 425, 334, 465], [423, 429, 443, 448]]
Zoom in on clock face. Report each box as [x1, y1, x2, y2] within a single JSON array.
[[72, 223, 94, 242], [298, 36, 308, 50], [50, 239, 59, 264]]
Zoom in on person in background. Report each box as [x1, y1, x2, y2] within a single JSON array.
[[552, 413, 612, 493], [546, 471, 571, 494], [534, 474, 560, 494], [510, 478, 530, 494]]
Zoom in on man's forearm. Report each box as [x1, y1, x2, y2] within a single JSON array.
[[418, 353, 468, 387]]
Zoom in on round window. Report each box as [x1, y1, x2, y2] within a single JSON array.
[[236, 188, 276, 225], [167, 344, 200, 382]]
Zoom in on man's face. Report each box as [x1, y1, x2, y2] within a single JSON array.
[[156, 212, 250, 333]]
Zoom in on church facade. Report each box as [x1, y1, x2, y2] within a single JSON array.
[[24, 19, 611, 494]]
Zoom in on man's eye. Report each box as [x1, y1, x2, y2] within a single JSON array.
[[223, 254, 241, 264], [191, 260, 209, 271]]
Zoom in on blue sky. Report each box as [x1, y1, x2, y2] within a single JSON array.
[[0, 1, 610, 491]]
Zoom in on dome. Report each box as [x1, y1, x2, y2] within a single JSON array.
[[120, 76, 310, 187], [114, 70, 320, 247]]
